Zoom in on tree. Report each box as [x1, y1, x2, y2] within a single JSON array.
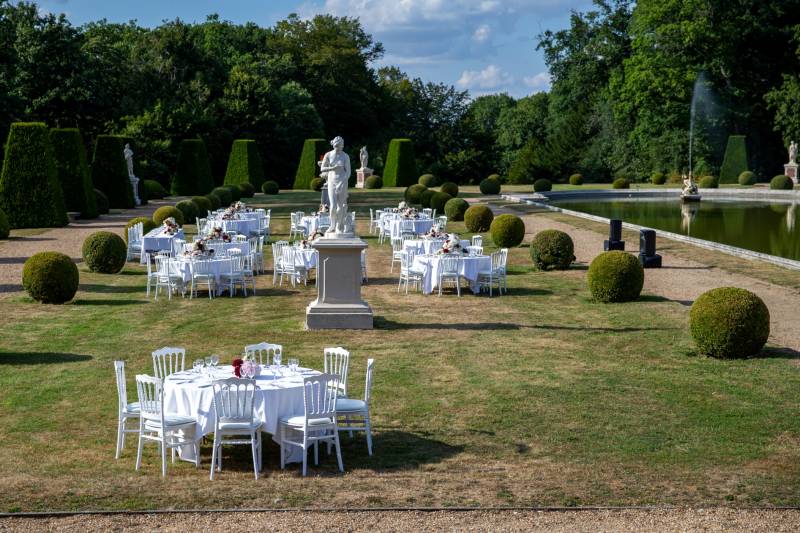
[[50, 128, 98, 218], [224, 139, 265, 188]]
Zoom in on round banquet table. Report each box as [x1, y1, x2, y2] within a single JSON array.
[[385, 217, 434, 239], [140, 228, 185, 263], [164, 365, 321, 463], [403, 239, 470, 256], [412, 254, 492, 295], [172, 256, 236, 295], [220, 218, 259, 236]]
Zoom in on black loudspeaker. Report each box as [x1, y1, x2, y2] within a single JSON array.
[[638, 229, 662, 268], [604, 219, 625, 251]]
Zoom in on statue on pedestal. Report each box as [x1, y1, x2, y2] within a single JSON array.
[[359, 146, 369, 170], [317, 136, 352, 236], [790, 141, 798, 165], [124, 143, 141, 206]]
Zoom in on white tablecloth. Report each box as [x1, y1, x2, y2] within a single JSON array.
[[299, 216, 325, 236], [385, 218, 434, 239], [164, 365, 321, 463], [404, 239, 470, 256], [172, 257, 234, 295], [290, 248, 318, 269], [141, 228, 185, 263], [193, 240, 250, 257], [412, 254, 492, 294], [220, 218, 258, 236]]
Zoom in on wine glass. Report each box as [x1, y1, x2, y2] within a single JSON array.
[[289, 358, 298, 373], [273, 352, 282, 367], [211, 354, 219, 369], [193, 359, 202, 373], [204, 356, 212, 374]]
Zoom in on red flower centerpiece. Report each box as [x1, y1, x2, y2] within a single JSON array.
[[232, 358, 244, 377]]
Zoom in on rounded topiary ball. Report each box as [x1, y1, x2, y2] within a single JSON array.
[[143, 180, 167, 199], [490, 214, 525, 248], [534, 179, 552, 192], [310, 178, 324, 191], [738, 171, 756, 186], [440, 182, 459, 197], [405, 184, 427, 204], [530, 230, 575, 271], [175, 200, 198, 223], [94, 189, 109, 214], [612, 178, 630, 189], [569, 174, 584, 186], [191, 196, 212, 214], [420, 189, 436, 208], [82, 231, 127, 274], [211, 186, 233, 206], [205, 193, 222, 210], [262, 181, 280, 195], [238, 182, 255, 198], [153, 206, 185, 226], [0, 208, 9, 239], [430, 192, 452, 214], [23, 251, 79, 304], [650, 172, 666, 185], [689, 287, 770, 359], [225, 185, 241, 202], [419, 174, 438, 187], [479, 178, 501, 195], [487, 174, 501, 182], [444, 198, 469, 221], [465, 205, 494, 233], [699, 175, 718, 188], [124, 217, 157, 242], [588, 251, 644, 303], [365, 175, 383, 189], [770, 175, 794, 190]]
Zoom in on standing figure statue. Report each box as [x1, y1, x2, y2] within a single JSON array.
[[682, 172, 698, 196], [318, 136, 352, 236], [359, 146, 369, 170], [124, 143, 135, 178], [790, 141, 798, 165]]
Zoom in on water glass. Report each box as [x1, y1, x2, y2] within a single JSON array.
[[193, 359, 202, 373], [289, 358, 299, 373], [273, 353, 282, 367], [210, 354, 219, 368]]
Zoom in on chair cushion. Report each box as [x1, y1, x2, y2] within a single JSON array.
[[123, 402, 140, 414], [336, 398, 366, 413], [218, 418, 262, 431], [144, 413, 196, 428], [280, 415, 334, 427]]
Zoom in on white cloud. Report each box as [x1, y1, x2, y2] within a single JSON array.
[[523, 71, 551, 91], [473, 24, 491, 43], [457, 64, 513, 90]]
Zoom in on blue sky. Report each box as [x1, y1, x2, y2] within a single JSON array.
[[38, 0, 594, 98]]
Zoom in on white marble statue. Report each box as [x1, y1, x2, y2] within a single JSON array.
[[318, 136, 352, 236], [790, 141, 798, 165], [359, 146, 369, 170], [124, 143, 135, 178]]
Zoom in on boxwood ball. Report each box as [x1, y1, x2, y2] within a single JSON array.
[[23, 251, 79, 303], [689, 287, 770, 359]]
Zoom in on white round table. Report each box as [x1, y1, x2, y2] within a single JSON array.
[[412, 254, 492, 294], [385, 217, 434, 239], [140, 228, 185, 263]]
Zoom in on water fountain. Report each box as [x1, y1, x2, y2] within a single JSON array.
[[681, 72, 712, 202]]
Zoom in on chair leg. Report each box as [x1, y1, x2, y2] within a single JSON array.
[[257, 431, 263, 472], [314, 440, 319, 465], [194, 441, 200, 468], [302, 433, 308, 477], [116, 417, 124, 459], [279, 427, 286, 470], [251, 432, 259, 480], [135, 423, 144, 470], [334, 429, 344, 473], [365, 414, 373, 456], [160, 436, 167, 477], [210, 438, 217, 480]]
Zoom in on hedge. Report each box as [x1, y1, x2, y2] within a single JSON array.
[[365, 175, 382, 189], [0, 122, 68, 228], [465, 205, 494, 233], [153, 205, 185, 226], [444, 198, 469, 221], [144, 179, 167, 199], [699, 175, 718, 188], [689, 287, 770, 359], [430, 192, 452, 214], [383, 138, 417, 187], [82, 231, 127, 274], [0, 208, 9, 239], [91, 135, 134, 209], [738, 171, 756, 186], [172, 138, 214, 196], [420, 188, 436, 208], [293, 139, 328, 190], [311, 178, 325, 192], [205, 193, 222, 210], [534, 178, 552, 192], [612, 178, 630, 189], [719, 135, 748, 184], [224, 139, 264, 189], [479, 178, 500, 195], [23, 251, 79, 304], [440, 182, 459, 197], [569, 174, 584, 186], [191, 196, 212, 214], [50, 128, 98, 219], [94, 189, 109, 214], [211, 186, 233, 206], [225, 184, 241, 202], [490, 214, 525, 247], [530, 230, 575, 271], [238, 182, 255, 198], [587, 251, 644, 302], [419, 174, 438, 187], [405, 184, 427, 204], [770, 175, 794, 190], [175, 200, 199, 223], [262, 181, 280, 195], [650, 172, 666, 185]]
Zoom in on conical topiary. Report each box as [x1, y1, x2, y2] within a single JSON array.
[[293, 139, 327, 190], [91, 135, 134, 209], [50, 128, 98, 219], [172, 138, 214, 196], [0, 122, 68, 228], [383, 138, 417, 187], [224, 139, 265, 190]]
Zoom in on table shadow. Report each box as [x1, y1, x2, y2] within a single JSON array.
[[0, 351, 93, 364]]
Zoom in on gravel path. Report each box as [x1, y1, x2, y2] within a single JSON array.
[[1, 508, 798, 532]]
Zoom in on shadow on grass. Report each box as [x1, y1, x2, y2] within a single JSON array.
[[0, 351, 92, 364], [0, 257, 31, 265], [761, 346, 800, 360], [528, 323, 680, 333], [0, 284, 23, 293], [80, 283, 142, 294], [375, 317, 520, 330], [72, 299, 147, 306]]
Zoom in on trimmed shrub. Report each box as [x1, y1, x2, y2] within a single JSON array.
[[211, 187, 232, 206], [770, 175, 794, 190], [430, 192, 452, 213], [479, 178, 501, 195], [82, 231, 126, 274], [365, 175, 382, 189], [534, 179, 552, 192], [191, 196, 212, 215], [569, 174, 584, 186], [171, 138, 214, 196], [124, 217, 156, 242], [144, 180, 167, 199], [650, 172, 666, 185], [224, 139, 264, 190], [293, 139, 328, 190], [205, 193, 222, 210], [689, 287, 770, 359], [405, 184, 427, 204], [490, 214, 525, 248], [587, 251, 644, 303], [487, 174, 502, 182], [465, 205, 494, 232], [440, 181, 459, 197], [420, 188, 436, 208], [612, 178, 630, 189], [238, 182, 255, 198], [91, 135, 134, 209], [310, 178, 325, 192], [225, 185, 241, 202], [444, 198, 469, 221], [738, 171, 757, 186], [530, 230, 575, 271], [175, 200, 199, 224], [419, 174, 438, 187], [383, 138, 417, 187], [23, 251, 78, 304], [153, 205, 185, 226], [719, 135, 748, 184], [0, 208, 9, 239], [0, 122, 68, 228], [262, 181, 280, 195], [699, 175, 719, 188], [50, 128, 98, 219], [94, 189, 109, 214]]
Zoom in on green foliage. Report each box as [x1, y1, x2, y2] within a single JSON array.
[[153, 206, 184, 226], [689, 287, 770, 359], [310, 178, 324, 191], [191, 196, 212, 214], [262, 181, 280, 195], [530, 230, 575, 271], [650, 172, 666, 185], [22, 251, 79, 304], [699, 175, 719, 188], [238, 182, 255, 198], [94, 189, 109, 214], [464, 205, 494, 232], [770, 175, 794, 190], [420, 188, 436, 208], [487, 174, 502, 182], [0, 123, 68, 228], [738, 171, 756, 186], [383, 139, 417, 187], [405, 184, 427, 204], [294, 139, 327, 190], [612, 178, 630, 189], [224, 139, 265, 189], [430, 192, 452, 213], [90, 135, 133, 209], [175, 200, 199, 223], [172, 139, 214, 196], [534, 178, 552, 192], [418, 174, 438, 187], [225, 184, 242, 202], [205, 193, 222, 210], [490, 213, 525, 248], [211, 186, 232, 206], [124, 217, 156, 242], [144, 180, 167, 199], [439, 181, 459, 197], [479, 178, 501, 195], [719, 136, 748, 184], [444, 198, 469, 221], [365, 175, 382, 189], [49, 127, 98, 219], [82, 231, 126, 274], [587, 251, 644, 303], [569, 174, 584, 186], [0, 208, 9, 239]]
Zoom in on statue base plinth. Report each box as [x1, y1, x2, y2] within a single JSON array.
[[785, 163, 798, 184], [356, 168, 373, 189], [130, 176, 141, 206], [306, 237, 373, 330]]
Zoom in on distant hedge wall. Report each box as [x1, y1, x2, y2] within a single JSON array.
[[383, 139, 417, 188], [224, 139, 265, 189], [91, 135, 134, 209], [719, 135, 748, 184], [293, 139, 327, 190], [172, 138, 214, 196], [50, 128, 98, 219]]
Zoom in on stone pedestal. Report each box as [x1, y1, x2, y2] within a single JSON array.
[[320, 183, 330, 207], [130, 176, 141, 206], [785, 163, 798, 185], [356, 168, 372, 188], [306, 237, 373, 330]]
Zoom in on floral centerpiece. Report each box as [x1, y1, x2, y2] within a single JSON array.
[[162, 217, 180, 235], [206, 226, 232, 242], [425, 227, 446, 239], [232, 358, 244, 377], [317, 204, 329, 215], [437, 233, 467, 255], [299, 230, 324, 249], [221, 201, 249, 220], [184, 239, 216, 258]]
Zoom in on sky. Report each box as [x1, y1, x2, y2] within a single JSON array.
[[37, 0, 595, 98]]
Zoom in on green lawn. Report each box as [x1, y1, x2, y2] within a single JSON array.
[[0, 189, 799, 511]]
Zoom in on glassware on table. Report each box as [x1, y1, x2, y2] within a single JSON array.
[[204, 356, 212, 374], [210, 354, 219, 368], [193, 359, 202, 373], [289, 358, 298, 372], [273, 353, 282, 367]]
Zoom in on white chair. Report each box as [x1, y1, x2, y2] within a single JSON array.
[[145, 253, 159, 298], [398, 250, 424, 294], [498, 248, 509, 293], [466, 245, 483, 256], [135, 375, 199, 477], [324, 347, 350, 398], [220, 251, 248, 297], [196, 217, 208, 236], [280, 246, 307, 287], [189, 258, 215, 299], [289, 212, 306, 240], [477, 250, 504, 297], [368, 209, 379, 234], [471, 235, 483, 247], [438, 254, 462, 297], [336, 358, 375, 455], [317, 214, 331, 233], [209, 378, 262, 480], [250, 236, 265, 274], [272, 241, 289, 285], [422, 208, 433, 219], [152, 347, 185, 379], [390, 237, 404, 273], [244, 342, 282, 366], [171, 238, 185, 257], [437, 216, 448, 231], [279, 373, 344, 477], [126, 223, 143, 261], [400, 219, 415, 238], [114, 361, 140, 459], [153, 255, 185, 300], [241, 253, 257, 295]]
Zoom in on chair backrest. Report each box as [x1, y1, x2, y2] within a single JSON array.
[[422, 208, 432, 218], [127, 226, 136, 245], [467, 245, 483, 256], [228, 251, 245, 273], [400, 249, 416, 270], [391, 237, 404, 253], [499, 248, 509, 270], [400, 219, 415, 232], [437, 216, 448, 229], [211, 378, 256, 423], [114, 360, 128, 412], [363, 358, 375, 404], [154, 254, 172, 278], [135, 222, 144, 241], [282, 246, 298, 271], [152, 347, 185, 379], [302, 373, 340, 419], [135, 374, 163, 422], [172, 239, 185, 256], [234, 234, 247, 243], [471, 235, 483, 247], [440, 253, 461, 274], [323, 347, 350, 396], [244, 342, 282, 366], [191, 257, 212, 276], [491, 250, 504, 271], [430, 238, 446, 251]]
